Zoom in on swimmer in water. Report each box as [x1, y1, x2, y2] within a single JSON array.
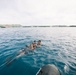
[[29, 43, 35, 50], [37, 40, 41, 47], [6, 40, 41, 66], [6, 47, 28, 66], [32, 40, 36, 49]]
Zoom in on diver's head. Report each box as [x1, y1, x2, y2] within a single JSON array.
[[34, 40, 36, 42], [38, 40, 41, 42]]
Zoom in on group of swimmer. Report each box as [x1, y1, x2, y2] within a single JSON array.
[[16, 40, 41, 58], [28, 40, 41, 50], [6, 40, 41, 65]]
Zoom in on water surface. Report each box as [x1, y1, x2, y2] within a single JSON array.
[[0, 27, 76, 75]]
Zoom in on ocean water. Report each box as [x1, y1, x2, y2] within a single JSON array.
[[0, 27, 76, 75]]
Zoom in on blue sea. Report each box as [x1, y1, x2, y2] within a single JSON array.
[[0, 27, 76, 75]]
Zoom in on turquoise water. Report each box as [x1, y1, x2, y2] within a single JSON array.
[[0, 27, 76, 75]]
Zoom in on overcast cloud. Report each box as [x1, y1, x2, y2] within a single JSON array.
[[0, 0, 76, 25]]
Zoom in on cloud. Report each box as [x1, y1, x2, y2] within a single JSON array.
[[0, 0, 76, 25]]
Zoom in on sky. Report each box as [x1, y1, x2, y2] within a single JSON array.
[[0, 0, 76, 26]]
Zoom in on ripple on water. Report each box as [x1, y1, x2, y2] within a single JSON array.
[[0, 28, 76, 75]]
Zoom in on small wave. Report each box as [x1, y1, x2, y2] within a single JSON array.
[[64, 64, 69, 73]]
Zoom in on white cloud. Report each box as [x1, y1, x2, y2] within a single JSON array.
[[0, 0, 76, 25]]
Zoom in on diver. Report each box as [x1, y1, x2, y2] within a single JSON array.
[[6, 44, 35, 66], [28, 40, 37, 50], [6, 46, 29, 66], [37, 40, 41, 47], [5, 40, 42, 66], [32, 40, 37, 49], [29, 43, 34, 50]]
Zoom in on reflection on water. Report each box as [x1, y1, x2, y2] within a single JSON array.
[[0, 27, 76, 75]]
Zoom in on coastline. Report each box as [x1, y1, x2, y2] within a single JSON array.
[[0, 24, 76, 28]]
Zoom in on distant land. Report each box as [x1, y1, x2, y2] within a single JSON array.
[[0, 24, 76, 28], [0, 24, 22, 28], [52, 25, 76, 27]]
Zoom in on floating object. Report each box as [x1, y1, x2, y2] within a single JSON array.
[[36, 64, 61, 75]]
